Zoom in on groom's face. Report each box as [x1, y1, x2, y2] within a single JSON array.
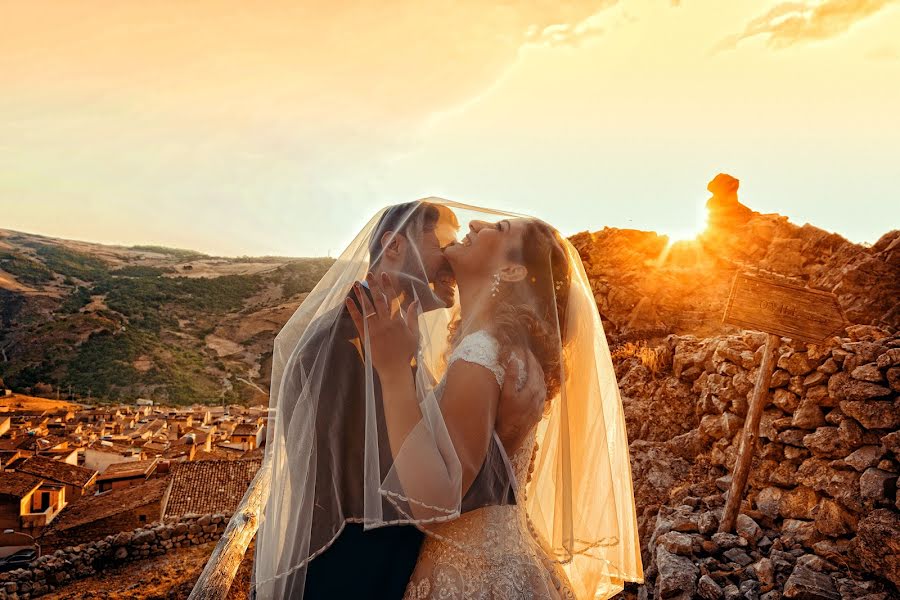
[[407, 216, 458, 309]]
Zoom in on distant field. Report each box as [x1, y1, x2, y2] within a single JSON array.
[[0, 394, 81, 413]]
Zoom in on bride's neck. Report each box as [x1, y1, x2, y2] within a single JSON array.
[[455, 276, 494, 335]]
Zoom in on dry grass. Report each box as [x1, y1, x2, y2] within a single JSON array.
[[611, 342, 672, 376]]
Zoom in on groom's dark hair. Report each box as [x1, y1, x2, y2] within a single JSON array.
[[369, 201, 441, 266]]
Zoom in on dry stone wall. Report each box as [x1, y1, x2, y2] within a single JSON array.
[[615, 326, 900, 599]]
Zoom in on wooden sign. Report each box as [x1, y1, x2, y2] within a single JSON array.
[[723, 273, 847, 344], [719, 273, 847, 533]]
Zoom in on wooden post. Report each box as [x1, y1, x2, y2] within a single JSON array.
[[718, 333, 780, 533], [188, 458, 271, 600]]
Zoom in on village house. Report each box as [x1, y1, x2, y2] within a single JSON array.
[[95, 458, 160, 492], [82, 442, 142, 472], [38, 476, 169, 553], [228, 422, 263, 451], [15, 455, 98, 500], [0, 471, 66, 533]]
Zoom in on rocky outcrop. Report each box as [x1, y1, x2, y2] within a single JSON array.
[[571, 174, 899, 342]]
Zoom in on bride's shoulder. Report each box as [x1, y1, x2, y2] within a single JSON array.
[[448, 330, 504, 386]]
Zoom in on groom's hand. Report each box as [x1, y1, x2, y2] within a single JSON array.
[[496, 350, 546, 456]]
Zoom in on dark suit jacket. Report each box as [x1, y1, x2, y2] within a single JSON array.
[[275, 290, 514, 599]]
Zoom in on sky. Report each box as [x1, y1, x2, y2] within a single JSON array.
[[1, 0, 899, 257]]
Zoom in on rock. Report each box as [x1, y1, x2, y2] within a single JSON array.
[[850, 364, 883, 382], [803, 428, 851, 459], [782, 565, 839, 599], [699, 511, 719, 535], [750, 557, 775, 590], [779, 353, 816, 376], [712, 532, 747, 550], [737, 514, 764, 544], [844, 446, 885, 472], [773, 389, 801, 412], [886, 367, 900, 393], [852, 509, 900, 588], [837, 418, 864, 448], [803, 371, 828, 387], [724, 547, 753, 566], [740, 579, 761, 600], [781, 519, 821, 547], [806, 385, 834, 407], [656, 546, 699, 599], [756, 487, 783, 519], [701, 412, 743, 440], [698, 574, 723, 600], [792, 398, 826, 430], [839, 398, 900, 430], [875, 347, 900, 368], [723, 583, 741, 600], [828, 372, 891, 403], [795, 554, 836, 573], [818, 358, 839, 374], [780, 429, 808, 447], [859, 468, 897, 501], [882, 431, 900, 457], [812, 498, 857, 537], [780, 486, 818, 519], [772, 370, 792, 388], [657, 531, 694, 556], [114, 546, 128, 560]]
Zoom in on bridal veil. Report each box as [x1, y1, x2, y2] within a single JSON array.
[[250, 199, 643, 599]]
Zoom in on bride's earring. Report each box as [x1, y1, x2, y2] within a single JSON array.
[[490, 273, 501, 298]]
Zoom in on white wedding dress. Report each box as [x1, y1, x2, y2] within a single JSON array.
[[403, 330, 576, 600]]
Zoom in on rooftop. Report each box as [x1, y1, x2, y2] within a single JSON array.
[[96, 458, 159, 482], [163, 458, 261, 518], [17, 455, 98, 487], [0, 471, 43, 498], [43, 476, 169, 533]]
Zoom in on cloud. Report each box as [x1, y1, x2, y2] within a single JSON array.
[[715, 0, 898, 51]]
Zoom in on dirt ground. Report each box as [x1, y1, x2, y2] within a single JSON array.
[[43, 542, 254, 600]]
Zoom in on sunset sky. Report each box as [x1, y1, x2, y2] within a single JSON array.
[[2, 0, 899, 256]]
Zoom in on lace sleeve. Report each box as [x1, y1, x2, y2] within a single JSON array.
[[448, 330, 505, 387]]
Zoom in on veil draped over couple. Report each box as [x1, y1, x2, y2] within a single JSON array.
[[251, 199, 643, 599]]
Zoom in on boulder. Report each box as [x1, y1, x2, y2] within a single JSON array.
[[792, 398, 825, 430], [887, 366, 900, 393], [839, 399, 900, 430], [844, 446, 885, 472], [773, 389, 801, 413], [828, 372, 891, 403], [811, 498, 857, 537], [852, 509, 900, 588], [803, 428, 851, 458], [859, 468, 897, 502], [782, 565, 839, 599], [697, 574, 723, 600], [657, 531, 694, 556], [850, 364, 883, 382], [655, 546, 698, 599], [736, 513, 764, 544], [779, 352, 816, 376], [780, 486, 819, 519]]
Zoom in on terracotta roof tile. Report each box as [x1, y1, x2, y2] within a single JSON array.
[[163, 459, 261, 518], [0, 471, 43, 498], [44, 476, 169, 533], [17, 455, 97, 487]]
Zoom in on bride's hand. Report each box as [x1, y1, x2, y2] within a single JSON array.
[[346, 272, 420, 375]]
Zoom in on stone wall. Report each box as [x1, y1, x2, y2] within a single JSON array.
[[0, 513, 228, 599], [614, 326, 899, 599]]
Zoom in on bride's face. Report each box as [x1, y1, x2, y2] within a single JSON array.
[[443, 218, 526, 281]]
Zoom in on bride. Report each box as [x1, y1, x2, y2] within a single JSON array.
[[252, 200, 642, 599]]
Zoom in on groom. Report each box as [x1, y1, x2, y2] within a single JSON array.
[[279, 201, 546, 599]]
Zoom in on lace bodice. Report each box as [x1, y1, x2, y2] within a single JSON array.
[[404, 331, 575, 600]]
